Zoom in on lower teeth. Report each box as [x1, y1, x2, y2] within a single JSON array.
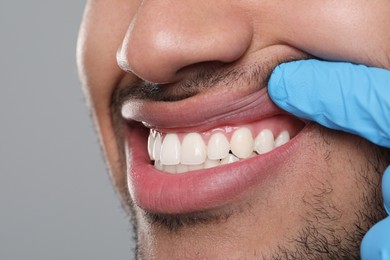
[[155, 153, 239, 174]]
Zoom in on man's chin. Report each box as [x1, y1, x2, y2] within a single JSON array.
[[110, 126, 390, 259]]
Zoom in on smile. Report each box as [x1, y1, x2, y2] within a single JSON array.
[[148, 115, 303, 174], [120, 46, 310, 214], [123, 90, 309, 215]]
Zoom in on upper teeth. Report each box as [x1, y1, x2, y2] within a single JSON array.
[[148, 127, 290, 174]]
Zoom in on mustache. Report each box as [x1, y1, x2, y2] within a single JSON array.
[[110, 59, 281, 115]]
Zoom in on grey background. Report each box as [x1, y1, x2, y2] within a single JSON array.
[[0, 1, 133, 259]]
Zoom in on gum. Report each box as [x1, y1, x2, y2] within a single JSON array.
[[151, 115, 305, 144]]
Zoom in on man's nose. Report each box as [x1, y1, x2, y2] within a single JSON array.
[[117, 1, 253, 84]]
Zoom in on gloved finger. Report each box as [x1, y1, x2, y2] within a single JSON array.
[[383, 166, 390, 215], [268, 59, 390, 148], [361, 217, 390, 260]]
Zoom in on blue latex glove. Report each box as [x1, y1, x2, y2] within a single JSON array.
[[268, 59, 390, 259]]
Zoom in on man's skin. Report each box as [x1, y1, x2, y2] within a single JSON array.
[[77, 1, 390, 259]]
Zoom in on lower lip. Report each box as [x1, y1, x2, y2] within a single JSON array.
[[125, 124, 308, 214]]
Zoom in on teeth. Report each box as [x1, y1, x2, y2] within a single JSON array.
[[181, 133, 207, 165], [154, 160, 163, 171], [163, 165, 177, 174], [147, 130, 156, 160], [176, 164, 189, 174], [204, 159, 220, 169], [188, 164, 204, 171], [207, 132, 230, 160], [152, 132, 162, 162], [220, 154, 240, 165], [230, 127, 254, 159], [254, 129, 275, 154], [160, 133, 181, 165], [148, 127, 293, 174], [274, 131, 290, 148]]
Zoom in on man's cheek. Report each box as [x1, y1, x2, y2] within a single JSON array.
[[271, 1, 390, 68]]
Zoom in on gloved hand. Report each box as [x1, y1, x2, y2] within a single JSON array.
[[268, 59, 390, 259]]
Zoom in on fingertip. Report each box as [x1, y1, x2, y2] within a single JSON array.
[[268, 65, 287, 103], [361, 217, 390, 260], [268, 60, 310, 104], [268, 60, 313, 117]]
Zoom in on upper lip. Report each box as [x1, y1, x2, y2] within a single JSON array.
[[120, 47, 310, 131], [121, 88, 285, 132]]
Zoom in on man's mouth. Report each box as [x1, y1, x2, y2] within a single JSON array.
[[122, 89, 309, 214], [119, 45, 311, 214], [148, 115, 304, 174]]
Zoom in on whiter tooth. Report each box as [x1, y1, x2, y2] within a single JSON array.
[[188, 164, 204, 171], [207, 132, 230, 160], [220, 154, 240, 165], [148, 130, 156, 160], [230, 127, 254, 159], [154, 160, 163, 171], [176, 164, 189, 174], [204, 159, 220, 169], [274, 131, 290, 148], [181, 133, 207, 165], [164, 165, 177, 174], [152, 132, 162, 161], [254, 129, 275, 154], [160, 133, 181, 165]]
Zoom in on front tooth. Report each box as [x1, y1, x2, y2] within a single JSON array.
[[254, 129, 275, 154], [176, 164, 189, 173], [220, 154, 239, 165], [275, 131, 290, 147], [148, 130, 156, 160], [188, 164, 204, 171], [207, 132, 230, 160], [204, 159, 220, 169], [154, 160, 163, 171], [152, 132, 162, 161], [230, 127, 254, 159], [163, 165, 176, 174], [181, 133, 207, 165], [160, 133, 181, 165]]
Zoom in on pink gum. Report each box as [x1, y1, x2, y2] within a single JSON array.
[[154, 115, 305, 143]]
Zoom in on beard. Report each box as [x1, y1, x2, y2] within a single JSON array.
[[104, 62, 390, 259], [107, 118, 389, 259]]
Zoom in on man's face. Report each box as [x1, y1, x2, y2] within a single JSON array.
[[78, 1, 390, 258]]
